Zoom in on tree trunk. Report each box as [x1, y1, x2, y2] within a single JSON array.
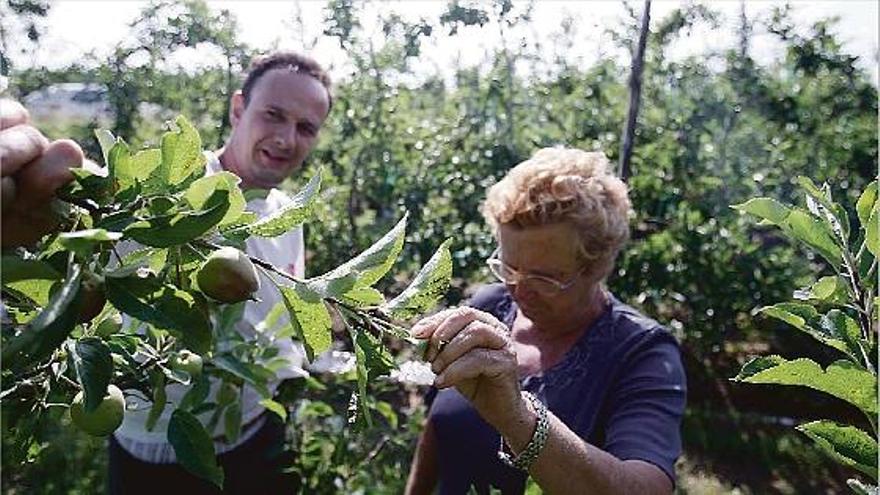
[[618, 0, 652, 182]]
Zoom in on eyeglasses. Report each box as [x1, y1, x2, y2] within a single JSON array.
[[486, 248, 587, 293]]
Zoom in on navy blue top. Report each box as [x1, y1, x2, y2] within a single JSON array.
[[427, 284, 687, 494]]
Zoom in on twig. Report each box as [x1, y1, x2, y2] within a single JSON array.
[[59, 195, 103, 214], [366, 435, 390, 462], [111, 245, 124, 264], [57, 373, 81, 390]]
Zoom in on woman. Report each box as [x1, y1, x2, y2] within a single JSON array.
[[405, 148, 686, 494]]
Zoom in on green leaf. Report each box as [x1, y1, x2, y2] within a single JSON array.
[[104, 274, 170, 327], [734, 198, 842, 267], [866, 207, 879, 258], [58, 229, 122, 258], [219, 212, 259, 242], [785, 209, 844, 267], [796, 275, 850, 304], [305, 273, 357, 299], [146, 373, 167, 432], [259, 399, 287, 422], [354, 327, 394, 380], [64, 168, 114, 203], [385, 238, 454, 320], [69, 337, 113, 413], [95, 129, 116, 167], [2, 264, 82, 371], [856, 181, 877, 229], [179, 374, 211, 412], [167, 409, 224, 489], [110, 247, 168, 278], [124, 189, 230, 247], [797, 421, 877, 481], [733, 357, 877, 416], [341, 286, 385, 307], [349, 326, 373, 427], [374, 400, 398, 429], [820, 310, 864, 364], [277, 283, 333, 362], [733, 355, 785, 380], [318, 214, 407, 289], [155, 116, 206, 190], [759, 304, 858, 360], [183, 172, 246, 229], [110, 140, 161, 194], [212, 354, 272, 398], [848, 478, 878, 495], [94, 209, 137, 232], [104, 275, 211, 352], [1, 256, 62, 306], [224, 402, 242, 444], [243, 170, 322, 237], [155, 289, 212, 355], [732, 198, 790, 225], [798, 176, 850, 244]]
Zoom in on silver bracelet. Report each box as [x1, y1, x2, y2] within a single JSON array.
[[497, 391, 549, 471]]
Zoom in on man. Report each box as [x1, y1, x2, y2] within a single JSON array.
[[1, 51, 332, 493]]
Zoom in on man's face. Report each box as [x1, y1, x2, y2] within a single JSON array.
[[222, 68, 330, 189]]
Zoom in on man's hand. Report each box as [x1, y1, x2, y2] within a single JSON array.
[[1, 98, 83, 248]]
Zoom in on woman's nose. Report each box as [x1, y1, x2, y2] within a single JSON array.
[[511, 281, 538, 302]]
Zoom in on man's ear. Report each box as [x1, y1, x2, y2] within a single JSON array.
[[230, 91, 245, 127]]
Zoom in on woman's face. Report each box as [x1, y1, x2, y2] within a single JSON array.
[[497, 222, 599, 329]]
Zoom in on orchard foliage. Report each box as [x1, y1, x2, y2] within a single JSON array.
[[733, 179, 878, 493], [0, 117, 452, 487]]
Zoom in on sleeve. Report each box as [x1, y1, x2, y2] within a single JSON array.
[[600, 329, 687, 485]]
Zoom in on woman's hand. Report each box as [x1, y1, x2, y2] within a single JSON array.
[[1, 98, 83, 247], [411, 307, 529, 431]]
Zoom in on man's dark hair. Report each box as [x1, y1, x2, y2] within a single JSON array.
[[241, 51, 333, 112]]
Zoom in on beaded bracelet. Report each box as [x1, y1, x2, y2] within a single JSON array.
[[497, 391, 549, 471]]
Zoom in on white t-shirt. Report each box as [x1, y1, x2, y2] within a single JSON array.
[[114, 152, 308, 463]]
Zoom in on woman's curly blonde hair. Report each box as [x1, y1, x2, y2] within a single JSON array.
[[481, 147, 632, 280]]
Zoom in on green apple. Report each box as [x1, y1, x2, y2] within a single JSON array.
[[196, 247, 260, 303], [217, 382, 238, 405], [77, 272, 107, 323], [94, 312, 123, 338], [169, 350, 203, 378], [70, 384, 125, 436]]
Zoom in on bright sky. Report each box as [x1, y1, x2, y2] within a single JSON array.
[[7, 1, 879, 84]]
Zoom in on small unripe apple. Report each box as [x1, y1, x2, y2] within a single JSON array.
[[217, 382, 238, 405], [70, 384, 125, 436], [196, 247, 260, 303], [94, 312, 123, 338], [169, 350, 203, 378], [77, 272, 106, 323]]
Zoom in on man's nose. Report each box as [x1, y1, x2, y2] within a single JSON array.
[[274, 125, 297, 149]]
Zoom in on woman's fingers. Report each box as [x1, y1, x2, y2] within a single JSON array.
[[431, 320, 508, 374], [411, 307, 507, 362], [433, 347, 516, 390]]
